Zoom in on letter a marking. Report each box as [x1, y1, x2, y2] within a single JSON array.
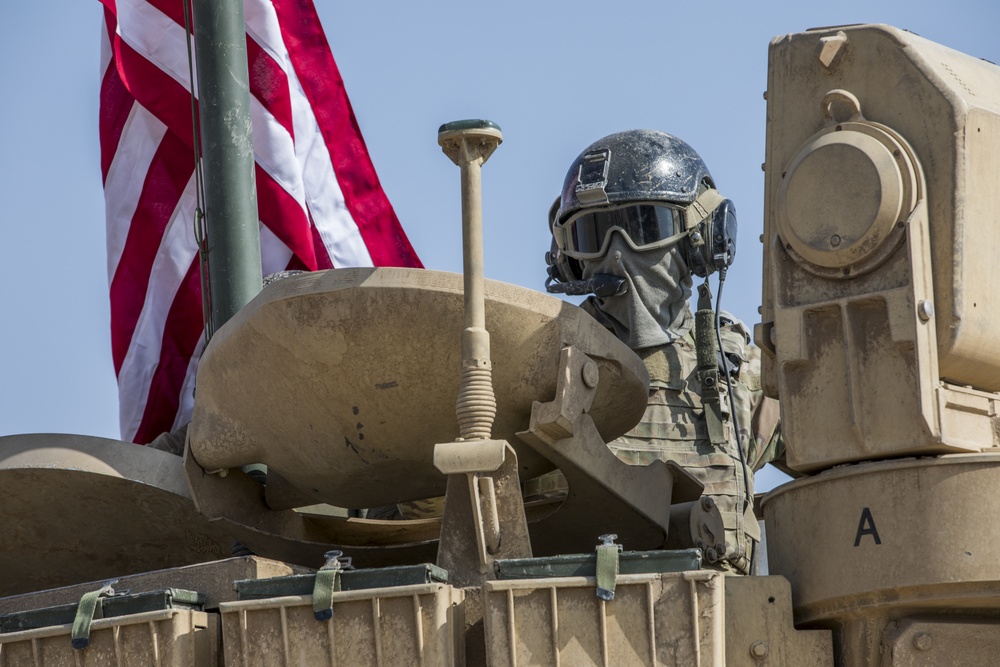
[[854, 507, 882, 547]]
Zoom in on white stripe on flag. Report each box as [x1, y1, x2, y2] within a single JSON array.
[[105, 105, 168, 281], [117, 177, 198, 439], [246, 0, 372, 268], [285, 61, 373, 267]]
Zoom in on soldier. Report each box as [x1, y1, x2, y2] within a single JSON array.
[[544, 129, 781, 574]]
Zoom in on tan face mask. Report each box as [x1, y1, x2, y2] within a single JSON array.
[[581, 234, 693, 350]]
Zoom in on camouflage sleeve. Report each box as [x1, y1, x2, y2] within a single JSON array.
[[748, 389, 784, 472], [718, 316, 784, 472]]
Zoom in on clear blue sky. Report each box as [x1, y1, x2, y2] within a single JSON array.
[[0, 1, 996, 491]]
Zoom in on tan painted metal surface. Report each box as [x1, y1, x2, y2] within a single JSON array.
[[0, 434, 231, 596], [189, 267, 649, 508], [883, 618, 1000, 666], [724, 576, 833, 666], [483, 571, 725, 666], [758, 24, 1000, 471], [0, 609, 217, 666], [219, 583, 464, 666], [15, 22, 1000, 667], [757, 25, 1000, 667], [763, 454, 1000, 624]]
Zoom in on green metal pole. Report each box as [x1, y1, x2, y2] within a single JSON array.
[[192, 0, 262, 330]]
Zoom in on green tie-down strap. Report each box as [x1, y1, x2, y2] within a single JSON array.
[[312, 551, 346, 621], [595, 535, 622, 601], [71, 581, 116, 650]]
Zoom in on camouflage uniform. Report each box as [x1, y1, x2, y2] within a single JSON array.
[[395, 316, 783, 561], [609, 314, 780, 574]]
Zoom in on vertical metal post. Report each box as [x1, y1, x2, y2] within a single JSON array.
[[435, 120, 532, 586], [192, 0, 263, 329], [438, 120, 503, 441]]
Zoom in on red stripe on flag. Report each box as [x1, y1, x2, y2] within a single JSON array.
[[270, 0, 421, 268], [255, 163, 319, 270], [99, 53, 135, 185], [109, 131, 194, 374], [100, 7, 134, 183], [143, 0, 184, 26], [113, 36, 196, 148], [310, 219, 335, 270], [247, 36, 296, 141], [133, 258, 204, 444]]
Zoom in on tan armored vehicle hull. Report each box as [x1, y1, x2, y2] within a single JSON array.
[[7, 20, 1000, 667], [759, 23, 1000, 666]]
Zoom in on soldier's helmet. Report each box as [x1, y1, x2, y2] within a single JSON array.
[[546, 129, 735, 284]]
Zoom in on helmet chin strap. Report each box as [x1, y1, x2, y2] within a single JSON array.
[[545, 273, 628, 297]]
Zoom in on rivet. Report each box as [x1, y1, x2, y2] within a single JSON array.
[[581, 360, 600, 388], [913, 633, 932, 651]]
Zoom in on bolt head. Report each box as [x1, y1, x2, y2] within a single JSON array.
[[581, 360, 600, 388], [750, 641, 769, 658], [913, 632, 932, 651]]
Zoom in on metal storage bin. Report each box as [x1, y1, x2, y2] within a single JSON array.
[[483, 570, 724, 667], [0, 588, 217, 666], [220, 580, 464, 666]]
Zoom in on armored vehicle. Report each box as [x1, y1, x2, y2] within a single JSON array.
[[1, 22, 999, 667]]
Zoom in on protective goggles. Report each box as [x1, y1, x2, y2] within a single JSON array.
[[554, 203, 688, 260]]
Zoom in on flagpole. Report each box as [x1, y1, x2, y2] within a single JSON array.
[[192, 0, 263, 331]]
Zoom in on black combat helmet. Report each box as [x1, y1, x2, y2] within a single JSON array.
[[546, 129, 737, 287]]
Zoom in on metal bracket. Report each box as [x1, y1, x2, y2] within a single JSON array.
[[435, 441, 532, 587], [528, 346, 601, 444], [516, 345, 703, 555]]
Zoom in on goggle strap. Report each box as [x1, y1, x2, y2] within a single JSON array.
[[684, 188, 727, 230], [640, 227, 691, 250]]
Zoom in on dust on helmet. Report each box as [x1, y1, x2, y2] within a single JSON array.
[[546, 129, 736, 286]]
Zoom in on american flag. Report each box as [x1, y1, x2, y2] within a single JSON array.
[[99, 0, 421, 444]]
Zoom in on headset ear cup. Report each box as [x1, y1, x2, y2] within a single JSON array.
[[714, 199, 737, 269], [685, 197, 738, 278], [545, 238, 585, 284]]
